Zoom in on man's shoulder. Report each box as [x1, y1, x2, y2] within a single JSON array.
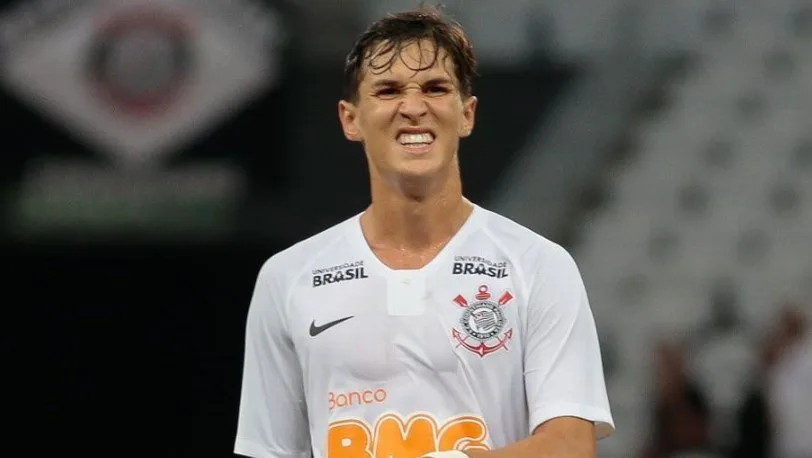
[[477, 206, 569, 259], [260, 214, 360, 277]]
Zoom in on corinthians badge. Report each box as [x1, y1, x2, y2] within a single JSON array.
[[86, 5, 194, 118], [452, 285, 514, 357]]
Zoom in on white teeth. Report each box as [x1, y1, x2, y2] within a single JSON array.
[[398, 133, 434, 145]]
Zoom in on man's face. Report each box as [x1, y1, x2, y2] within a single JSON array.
[[339, 40, 477, 183]]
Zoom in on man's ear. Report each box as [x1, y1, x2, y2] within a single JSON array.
[[459, 95, 477, 138], [338, 100, 362, 142]]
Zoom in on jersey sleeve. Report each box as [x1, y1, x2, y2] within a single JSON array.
[[523, 244, 615, 439], [235, 260, 311, 458]]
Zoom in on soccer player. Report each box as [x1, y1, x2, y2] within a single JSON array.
[[235, 6, 614, 458]]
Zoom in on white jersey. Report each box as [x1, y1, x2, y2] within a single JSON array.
[[235, 204, 614, 458]]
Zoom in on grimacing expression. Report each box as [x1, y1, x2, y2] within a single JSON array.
[[339, 40, 477, 182]]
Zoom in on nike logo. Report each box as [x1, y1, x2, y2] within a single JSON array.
[[309, 316, 354, 337]]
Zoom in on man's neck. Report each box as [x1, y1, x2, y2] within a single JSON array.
[[362, 174, 472, 252]]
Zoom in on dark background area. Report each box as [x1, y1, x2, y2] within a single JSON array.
[[14, 241, 279, 455]]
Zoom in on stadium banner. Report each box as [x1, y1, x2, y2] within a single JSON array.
[[0, 0, 287, 239]]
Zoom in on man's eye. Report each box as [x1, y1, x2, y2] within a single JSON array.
[[425, 85, 449, 95], [376, 88, 398, 97]]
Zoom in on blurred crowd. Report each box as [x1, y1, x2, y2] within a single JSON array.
[[640, 299, 811, 458]]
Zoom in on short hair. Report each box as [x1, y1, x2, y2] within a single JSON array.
[[342, 5, 477, 102]]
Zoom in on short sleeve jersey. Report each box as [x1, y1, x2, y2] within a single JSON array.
[[235, 204, 615, 458]]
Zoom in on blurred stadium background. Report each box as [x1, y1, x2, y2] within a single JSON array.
[[3, 0, 809, 456]]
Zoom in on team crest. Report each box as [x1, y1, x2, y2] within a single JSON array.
[[451, 285, 513, 357]]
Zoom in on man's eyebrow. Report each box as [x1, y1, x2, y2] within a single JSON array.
[[423, 77, 454, 86], [370, 79, 401, 89], [370, 77, 455, 89]]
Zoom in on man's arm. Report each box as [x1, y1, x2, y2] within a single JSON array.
[[467, 417, 596, 458], [461, 243, 613, 458], [234, 259, 311, 458]]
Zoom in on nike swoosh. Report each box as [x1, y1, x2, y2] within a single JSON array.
[[309, 316, 354, 337]]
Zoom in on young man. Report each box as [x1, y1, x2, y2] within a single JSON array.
[[235, 7, 614, 458]]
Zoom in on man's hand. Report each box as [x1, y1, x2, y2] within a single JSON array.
[[465, 417, 596, 458]]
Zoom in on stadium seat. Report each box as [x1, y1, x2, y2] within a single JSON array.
[[571, 2, 812, 455]]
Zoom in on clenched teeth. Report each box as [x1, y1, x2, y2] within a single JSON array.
[[398, 133, 434, 145]]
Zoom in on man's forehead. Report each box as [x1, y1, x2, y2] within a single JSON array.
[[369, 39, 447, 62], [361, 40, 456, 83]]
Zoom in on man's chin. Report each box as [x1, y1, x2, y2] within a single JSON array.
[[387, 161, 455, 188], [392, 162, 444, 179]]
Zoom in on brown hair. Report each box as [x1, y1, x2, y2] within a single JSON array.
[[342, 4, 477, 102]]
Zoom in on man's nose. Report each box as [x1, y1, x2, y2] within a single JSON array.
[[398, 90, 428, 120]]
